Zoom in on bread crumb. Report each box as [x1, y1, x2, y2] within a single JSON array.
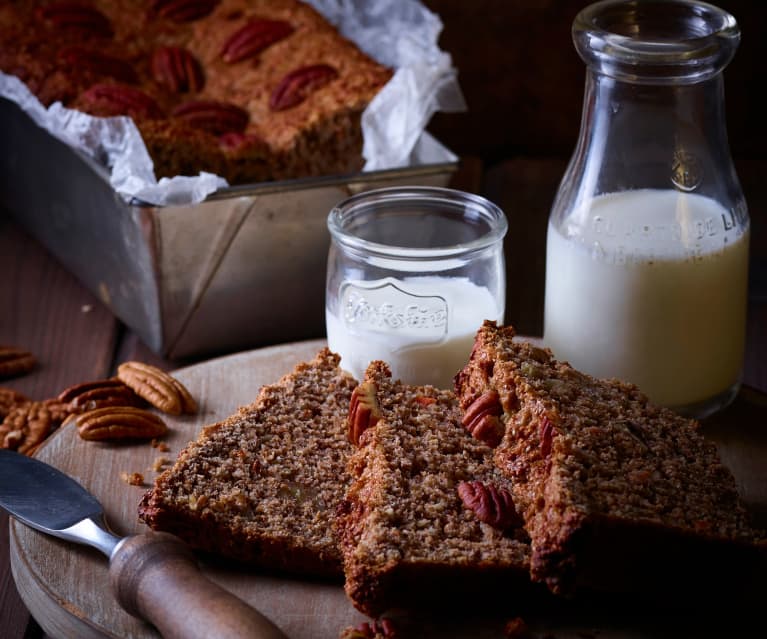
[[121, 472, 145, 487], [152, 456, 170, 472], [151, 438, 171, 452]]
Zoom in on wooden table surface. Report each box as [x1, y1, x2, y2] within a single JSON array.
[[2, 157, 766, 639]]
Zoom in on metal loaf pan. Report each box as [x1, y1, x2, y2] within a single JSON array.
[[0, 98, 457, 359]]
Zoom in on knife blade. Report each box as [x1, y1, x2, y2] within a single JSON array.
[[0, 449, 288, 639]]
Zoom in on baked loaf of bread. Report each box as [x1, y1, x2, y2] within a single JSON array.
[[336, 360, 535, 617], [455, 321, 762, 600], [0, 0, 392, 185], [138, 348, 357, 577]]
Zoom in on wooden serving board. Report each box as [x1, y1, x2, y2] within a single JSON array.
[[9, 339, 767, 639]]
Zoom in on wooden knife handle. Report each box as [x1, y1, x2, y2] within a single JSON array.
[[109, 532, 288, 639]]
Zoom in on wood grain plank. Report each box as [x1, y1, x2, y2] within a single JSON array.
[[0, 513, 31, 639], [0, 215, 120, 400]]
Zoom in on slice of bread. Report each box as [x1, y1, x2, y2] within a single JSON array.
[[455, 321, 762, 601], [138, 348, 357, 577], [336, 360, 535, 617]]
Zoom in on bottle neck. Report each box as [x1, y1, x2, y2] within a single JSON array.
[[551, 62, 746, 230], [550, 0, 747, 229], [573, 68, 730, 193], [573, 0, 740, 86]]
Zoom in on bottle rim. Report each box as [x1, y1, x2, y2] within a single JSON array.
[[573, 0, 740, 83], [327, 186, 508, 260]]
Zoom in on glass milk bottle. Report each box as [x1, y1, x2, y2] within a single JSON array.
[[326, 186, 507, 389], [544, 0, 749, 417]]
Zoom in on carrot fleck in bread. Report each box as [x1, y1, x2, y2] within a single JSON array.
[[0, 0, 392, 185], [455, 321, 762, 600], [138, 348, 356, 577], [336, 360, 535, 617]]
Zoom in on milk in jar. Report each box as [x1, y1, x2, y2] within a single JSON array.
[[544, 188, 749, 409], [326, 275, 501, 388], [325, 187, 508, 391]]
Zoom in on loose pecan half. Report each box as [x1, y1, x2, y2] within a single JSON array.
[[348, 381, 381, 446], [461, 389, 504, 447], [269, 64, 338, 111], [0, 346, 36, 380], [457, 480, 522, 531], [37, 2, 113, 38], [151, 46, 204, 93], [58, 47, 138, 84], [149, 0, 219, 23], [117, 362, 197, 415], [171, 99, 249, 135], [220, 18, 294, 64], [74, 406, 168, 441], [58, 378, 144, 412], [79, 83, 163, 119]]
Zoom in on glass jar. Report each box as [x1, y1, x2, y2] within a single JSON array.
[[543, 0, 749, 417], [326, 186, 507, 388]]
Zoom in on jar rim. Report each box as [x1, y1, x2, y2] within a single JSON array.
[[573, 0, 740, 83], [327, 186, 508, 260]]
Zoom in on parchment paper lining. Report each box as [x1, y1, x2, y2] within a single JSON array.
[[0, 0, 464, 206]]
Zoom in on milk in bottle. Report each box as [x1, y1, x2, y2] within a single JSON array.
[[544, 189, 749, 409]]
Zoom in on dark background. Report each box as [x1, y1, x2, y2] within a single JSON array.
[[422, 0, 766, 335], [424, 0, 763, 160]]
